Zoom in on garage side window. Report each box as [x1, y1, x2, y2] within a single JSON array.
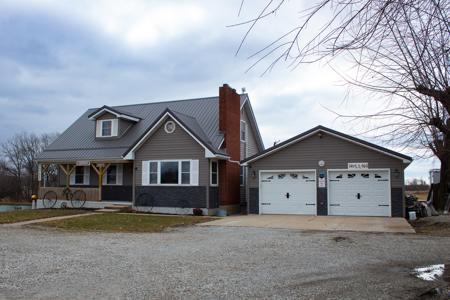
[[240, 166, 245, 186]]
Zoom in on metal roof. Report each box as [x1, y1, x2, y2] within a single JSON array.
[[37, 95, 249, 162]]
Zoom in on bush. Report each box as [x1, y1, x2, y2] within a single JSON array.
[[193, 208, 203, 216]]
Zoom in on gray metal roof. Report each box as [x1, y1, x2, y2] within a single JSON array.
[[38, 95, 248, 161]]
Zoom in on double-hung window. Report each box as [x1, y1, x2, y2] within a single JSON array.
[[101, 120, 112, 136], [96, 119, 118, 138], [75, 166, 85, 185], [149, 162, 158, 184], [143, 160, 198, 186], [103, 164, 123, 185], [70, 166, 90, 185]]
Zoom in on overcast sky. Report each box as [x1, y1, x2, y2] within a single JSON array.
[[0, 0, 438, 181]]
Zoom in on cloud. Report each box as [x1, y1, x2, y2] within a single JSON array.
[[0, 0, 435, 180]]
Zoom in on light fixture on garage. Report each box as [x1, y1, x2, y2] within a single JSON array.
[[393, 169, 400, 178], [318, 160, 325, 167]]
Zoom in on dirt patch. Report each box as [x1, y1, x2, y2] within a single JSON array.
[[411, 215, 450, 236]]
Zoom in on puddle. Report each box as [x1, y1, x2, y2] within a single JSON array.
[[413, 264, 449, 282]]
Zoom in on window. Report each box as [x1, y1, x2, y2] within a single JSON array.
[[161, 161, 179, 184], [181, 161, 190, 184], [75, 166, 84, 185], [240, 166, 245, 186], [106, 165, 117, 184], [211, 161, 218, 186], [240, 120, 247, 142], [96, 119, 118, 138], [101, 120, 112, 136], [145, 160, 196, 185], [70, 166, 89, 186], [164, 121, 176, 134], [149, 162, 158, 184], [103, 164, 123, 185]]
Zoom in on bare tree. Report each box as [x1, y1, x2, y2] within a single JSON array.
[[1, 132, 59, 200], [233, 0, 450, 209]]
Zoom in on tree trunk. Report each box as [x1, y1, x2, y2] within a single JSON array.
[[437, 153, 450, 211]]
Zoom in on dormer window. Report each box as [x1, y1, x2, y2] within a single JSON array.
[[96, 119, 118, 138], [101, 120, 112, 136]]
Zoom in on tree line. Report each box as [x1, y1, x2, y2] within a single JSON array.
[[0, 132, 59, 202]]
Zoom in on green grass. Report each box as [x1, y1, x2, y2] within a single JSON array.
[[36, 213, 214, 233], [0, 209, 88, 224]]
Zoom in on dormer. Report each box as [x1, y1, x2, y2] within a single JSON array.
[[88, 105, 140, 139]]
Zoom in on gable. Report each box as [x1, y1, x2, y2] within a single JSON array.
[[135, 116, 205, 158], [251, 132, 403, 167], [96, 112, 117, 120], [243, 126, 412, 165]]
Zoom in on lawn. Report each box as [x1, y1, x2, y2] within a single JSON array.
[[36, 213, 214, 233], [0, 209, 87, 224]]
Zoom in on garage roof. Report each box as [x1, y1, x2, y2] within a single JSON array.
[[242, 125, 413, 164]]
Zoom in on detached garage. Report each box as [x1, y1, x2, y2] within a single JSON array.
[[243, 126, 412, 217]]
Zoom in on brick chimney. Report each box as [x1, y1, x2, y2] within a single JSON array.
[[218, 84, 241, 207]]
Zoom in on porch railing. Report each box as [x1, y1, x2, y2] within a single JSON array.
[[39, 187, 100, 201]]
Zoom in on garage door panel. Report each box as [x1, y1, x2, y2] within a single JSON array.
[[260, 171, 316, 215], [328, 170, 390, 217]]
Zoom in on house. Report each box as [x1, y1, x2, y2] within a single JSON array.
[[37, 84, 413, 217], [36, 84, 264, 214], [242, 126, 412, 217]]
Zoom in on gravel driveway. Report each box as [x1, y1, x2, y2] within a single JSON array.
[[1, 225, 449, 299]]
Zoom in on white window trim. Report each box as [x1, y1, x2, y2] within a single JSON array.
[[145, 159, 198, 186], [210, 160, 219, 186], [240, 120, 247, 142], [164, 121, 176, 134], [97, 119, 118, 138], [103, 164, 123, 186], [70, 166, 90, 186]]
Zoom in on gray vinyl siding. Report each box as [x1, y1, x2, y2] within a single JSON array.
[[134, 116, 209, 186], [240, 108, 260, 160], [248, 132, 405, 188], [97, 112, 116, 120]]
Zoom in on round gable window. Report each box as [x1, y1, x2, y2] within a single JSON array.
[[164, 121, 176, 133]]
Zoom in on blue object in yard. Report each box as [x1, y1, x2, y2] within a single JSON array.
[[0, 204, 32, 213], [216, 209, 227, 217]]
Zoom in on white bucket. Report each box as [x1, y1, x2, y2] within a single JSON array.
[[409, 211, 417, 221]]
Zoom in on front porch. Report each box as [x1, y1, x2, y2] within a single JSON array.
[[37, 162, 134, 205]]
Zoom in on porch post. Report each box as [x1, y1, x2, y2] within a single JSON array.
[[91, 163, 110, 201], [59, 164, 76, 188]]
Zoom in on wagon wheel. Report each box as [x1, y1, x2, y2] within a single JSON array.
[[42, 191, 58, 208], [71, 190, 87, 209], [136, 193, 154, 212]]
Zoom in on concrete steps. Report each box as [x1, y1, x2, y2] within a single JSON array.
[[96, 204, 132, 213]]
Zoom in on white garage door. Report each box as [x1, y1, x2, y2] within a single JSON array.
[[260, 170, 316, 215], [328, 170, 391, 216]]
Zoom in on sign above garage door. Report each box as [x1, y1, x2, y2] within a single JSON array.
[[348, 162, 369, 170]]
